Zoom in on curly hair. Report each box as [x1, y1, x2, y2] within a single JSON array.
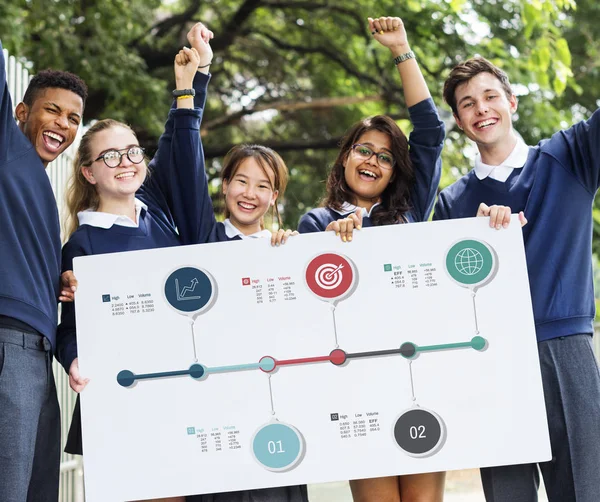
[[322, 115, 414, 226], [23, 69, 88, 108]]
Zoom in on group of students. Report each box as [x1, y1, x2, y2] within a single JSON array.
[[1, 13, 599, 502]]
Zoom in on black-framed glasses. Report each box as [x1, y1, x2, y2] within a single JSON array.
[[94, 146, 145, 168], [351, 143, 395, 169]]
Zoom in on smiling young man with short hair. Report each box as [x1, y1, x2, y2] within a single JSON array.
[[0, 40, 87, 501], [434, 56, 600, 502]]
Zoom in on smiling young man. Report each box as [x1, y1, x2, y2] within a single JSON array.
[[0, 40, 87, 502], [434, 56, 600, 502]]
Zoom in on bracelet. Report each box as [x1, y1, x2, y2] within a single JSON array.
[[393, 50, 415, 65], [176, 95, 194, 100], [198, 61, 212, 68], [172, 88, 196, 98]]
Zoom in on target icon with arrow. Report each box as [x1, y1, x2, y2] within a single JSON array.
[[305, 253, 357, 304]]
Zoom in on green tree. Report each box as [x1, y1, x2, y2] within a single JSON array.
[[1, 0, 587, 231]]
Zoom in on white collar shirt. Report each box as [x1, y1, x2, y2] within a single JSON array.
[[331, 201, 381, 218], [223, 218, 272, 240], [473, 137, 529, 182], [77, 198, 148, 229]]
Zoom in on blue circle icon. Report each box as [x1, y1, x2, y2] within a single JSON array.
[[252, 422, 305, 472], [117, 370, 135, 388], [164, 267, 217, 319]]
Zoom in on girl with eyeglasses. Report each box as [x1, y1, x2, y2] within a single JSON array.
[[298, 16, 444, 246], [298, 16, 446, 502], [56, 22, 303, 502], [55, 25, 213, 502]]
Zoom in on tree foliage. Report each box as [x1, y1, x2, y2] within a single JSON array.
[[2, 0, 596, 234]]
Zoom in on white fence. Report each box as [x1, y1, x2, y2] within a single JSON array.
[[3, 46, 85, 502]]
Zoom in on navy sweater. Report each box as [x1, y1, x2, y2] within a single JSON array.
[[0, 40, 62, 343], [56, 74, 209, 372], [298, 98, 444, 232], [434, 109, 600, 342]]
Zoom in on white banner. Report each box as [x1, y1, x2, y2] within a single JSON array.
[[74, 216, 550, 501]]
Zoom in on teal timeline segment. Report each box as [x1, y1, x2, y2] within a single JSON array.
[[116, 336, 488, 387]]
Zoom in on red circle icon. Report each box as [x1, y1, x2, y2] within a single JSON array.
[[305, 253, 356, 302]]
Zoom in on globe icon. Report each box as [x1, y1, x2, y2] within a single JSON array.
[[454, 248, 484, 276]]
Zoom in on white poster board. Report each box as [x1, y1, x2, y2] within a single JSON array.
[[73, 217, 550, 501]]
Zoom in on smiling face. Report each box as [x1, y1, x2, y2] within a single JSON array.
[[81, 126, 147, 202], [454, 72, 518, 160], [343, 130, 394, 210], [222, 157, 278, 235], [16, 87, 83, 167]]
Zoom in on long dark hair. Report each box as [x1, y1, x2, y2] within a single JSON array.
[[322, 115, 414, 226]]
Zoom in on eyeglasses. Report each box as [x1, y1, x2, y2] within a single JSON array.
[[351, 144, 395, 169], [94, 146, 145, 168]]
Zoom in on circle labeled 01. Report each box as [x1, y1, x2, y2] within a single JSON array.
[[164, 266, 217, 320], [305, 253, 357, 303], [445, 239, 498, 290], [393, 407, 447, 458], [251, 422, 305, 472]]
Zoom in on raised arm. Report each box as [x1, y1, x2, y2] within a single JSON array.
[[0, 40, 23, 164], [141, 23, 217, 244], [369, 17, 430, 106], [370, 17, 444, 221]]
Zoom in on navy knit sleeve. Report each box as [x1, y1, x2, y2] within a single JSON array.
[[298, 209, 328, 233], [55, 233, 90, 373], [407, 98, 445, 221], [169, 77, 216, 245], [0, 40, 20, 166], [432, 190, 449, 221], [142, 72, 214, 244], [551, 108, 600, 193]]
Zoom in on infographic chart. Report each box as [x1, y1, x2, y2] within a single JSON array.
[[74, 217, 550, 501]]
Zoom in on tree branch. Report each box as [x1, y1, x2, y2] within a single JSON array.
[[255, 30, 381, 87], [204, 137, 343, 159], [201, 94, 382, 132]]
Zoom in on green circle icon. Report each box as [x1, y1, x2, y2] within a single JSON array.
[[445, 239, 498, 290]]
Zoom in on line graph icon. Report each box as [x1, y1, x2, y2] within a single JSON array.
[[175, 278, 202, 301]]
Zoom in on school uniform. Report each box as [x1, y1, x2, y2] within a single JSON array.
[[56, 74, 210, 454], [0, 40, 61, 502], [298, 97, 444, 232], [434, 115, 600, 502]]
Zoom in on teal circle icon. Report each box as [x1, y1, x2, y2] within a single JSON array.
[[445, 239, 498, 290], [252, 422, 305, 472]]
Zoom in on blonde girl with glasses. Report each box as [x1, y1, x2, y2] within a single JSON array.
[[55, 23, 214, 502], [298, 15, 447, 502]]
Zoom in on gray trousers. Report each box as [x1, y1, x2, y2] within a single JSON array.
[[481, 334, 600, 502], [186, 485, 309, 502], [0, 328, 61, 502]]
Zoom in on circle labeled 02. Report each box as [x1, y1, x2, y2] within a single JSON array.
[[305, 253, 357, 303], [163, 266, 217, 320], [251, 421, 306, 472], [445, 239, 498, 291], [393, 407, 447, 458]]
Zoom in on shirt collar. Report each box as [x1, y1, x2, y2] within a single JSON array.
[[223, 219, 272, 240], [474, 137, 529, 181], [77, 198, 148, 229], [331, 201, 381, 218]]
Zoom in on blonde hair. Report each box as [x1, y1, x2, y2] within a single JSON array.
[[64, 119, 138, 238], [221, 144, 289, 228]]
